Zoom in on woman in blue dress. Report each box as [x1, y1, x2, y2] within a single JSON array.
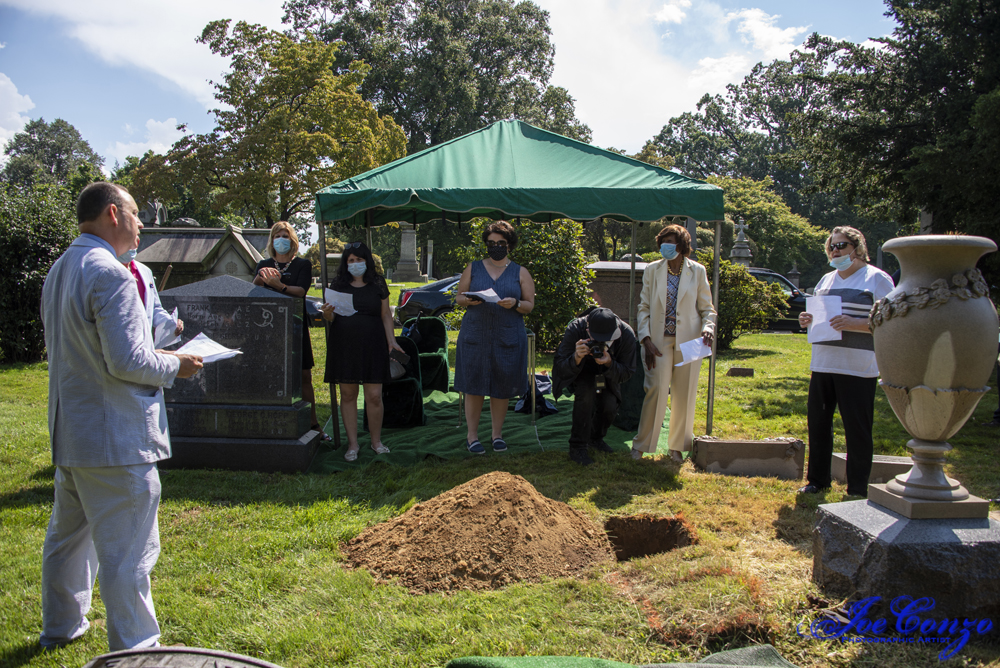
[[453, 221, 536, 454]]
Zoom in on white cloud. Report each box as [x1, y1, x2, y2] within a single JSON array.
[[690, 54, 754, 96], [655, 0, 692, 25], [0, 0, 284, 108], [0, 72, 35, 156], [726, 8, 810, 61], [106, 117, 185, 164]]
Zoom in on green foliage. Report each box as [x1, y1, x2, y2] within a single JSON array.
[[283, 0, 591, 153], [417, 219, 475, 277], [707, 176, 830, 289], [0, 184, 77, 362], [131, 20, 406, 228], [695, 250, 787, 350], [450, 218, 594, 349], [790, 2, 1000, 296], [1, 118, 104, 190]]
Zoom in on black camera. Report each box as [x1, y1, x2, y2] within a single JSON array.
[[589, 341, 606, 357]]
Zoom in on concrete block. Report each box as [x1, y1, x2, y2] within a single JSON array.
[[868, 483, 990, 519], [726, 367, 754, 377], [831, 452, 913, 485], [692, 437, 804, 480]]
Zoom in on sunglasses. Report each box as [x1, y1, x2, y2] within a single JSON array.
[[486, 240, 508, 248], [829, 241, 854, 251], [344, 242, 363, 250]]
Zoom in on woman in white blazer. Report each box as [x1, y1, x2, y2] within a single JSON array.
[[632, 223, 716, 463]]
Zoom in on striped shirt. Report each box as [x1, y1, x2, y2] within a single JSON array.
[[810, 264, 895, 378]]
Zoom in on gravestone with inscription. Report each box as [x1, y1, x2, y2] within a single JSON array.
[[159, 275, 320, 473]]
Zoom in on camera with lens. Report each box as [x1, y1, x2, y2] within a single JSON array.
[[589, 341, 606, 358]]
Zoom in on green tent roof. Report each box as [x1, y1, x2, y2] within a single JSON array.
[[315, 120, 724, 227]]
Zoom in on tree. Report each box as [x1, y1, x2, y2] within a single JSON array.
[[2, 118, 104, 189], [0, 183, 77, 362], [789, 1, 1000, 295], [283, 0, 591, 153], [695, 250, 787, 350], [131, 20, 407, 228]]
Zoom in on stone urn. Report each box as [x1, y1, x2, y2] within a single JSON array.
[[868, 235, 997, 512]]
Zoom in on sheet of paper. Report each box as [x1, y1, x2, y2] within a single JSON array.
[[806, 295, 843, 343], [175, 332, 242, 364], [463, 288, 500, 303], [324, 289, 357, 316], [675, 337, 713, 367], [153, 307, 181, 348]]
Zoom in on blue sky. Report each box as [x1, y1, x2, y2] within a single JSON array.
[[0, 0, 897, 170]]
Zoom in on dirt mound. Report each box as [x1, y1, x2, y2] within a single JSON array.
[[345, 471, 615, 593]]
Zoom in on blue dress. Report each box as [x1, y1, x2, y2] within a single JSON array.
[[454, 260, 528, 398]]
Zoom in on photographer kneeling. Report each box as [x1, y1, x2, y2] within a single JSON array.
[[552, 307, 637, 465]]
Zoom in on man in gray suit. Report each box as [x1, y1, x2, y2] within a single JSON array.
[[40, 182, 202, 651]]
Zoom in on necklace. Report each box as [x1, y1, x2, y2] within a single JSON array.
[[275, 258, 291, 272], [667, 261, 683, 276]]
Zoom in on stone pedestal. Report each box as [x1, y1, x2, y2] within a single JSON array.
[[159, 275, 319, 472], [691, 437, 804, 480], [587, 261, 648, 324], [393, 226, 427, 283], [868, 483, 990, 519], [813, 500, 1000, 620], [831, 453, 912, 485]]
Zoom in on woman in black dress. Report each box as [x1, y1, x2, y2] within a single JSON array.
[[321, 242, 403, 461], [253, 222, 328, 440]]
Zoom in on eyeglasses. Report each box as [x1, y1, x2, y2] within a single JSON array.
[[486, 240, 508, 248], [829, 241, 854, 251], [345, 242, 363, 250]]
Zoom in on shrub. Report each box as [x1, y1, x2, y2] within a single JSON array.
[[451, 219, 594, 350], [695, 250, 787, 350], [0, 184, 77, 362]]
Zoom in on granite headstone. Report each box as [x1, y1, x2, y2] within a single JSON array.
[[159, 275, 319, 473]]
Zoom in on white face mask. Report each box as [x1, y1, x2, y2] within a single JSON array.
[[118, 248, 137, 264], [348, 261, 367, 277]]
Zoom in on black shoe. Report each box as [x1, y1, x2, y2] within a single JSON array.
[[797, 484, 829, 494], [589, 438, 614, 453], [569, 449, 594, 466], [983, 419, 1000, 427]]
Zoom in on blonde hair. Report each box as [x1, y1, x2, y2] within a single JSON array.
[[826, 226, 869, 263], [267, 221, 299, 257]]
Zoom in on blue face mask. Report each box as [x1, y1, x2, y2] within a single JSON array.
[[117, 248, 137, 265], [273, 238, 292, 255], [660, 243, 678, 260], [829, 254, 853, 271], [348, 261, 367, 277]]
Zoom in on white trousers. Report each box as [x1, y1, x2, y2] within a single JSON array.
[[41, 463, 161, 651], [632, 337, 702, 454]]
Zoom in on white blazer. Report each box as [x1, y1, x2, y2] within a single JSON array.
[[42, 235, 180, 467], [636, 256, 717, 351], [133, 260, 177, 332]]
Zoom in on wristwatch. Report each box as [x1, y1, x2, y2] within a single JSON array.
[[281, 286, 288, 294], [514, 298, 520, 310]]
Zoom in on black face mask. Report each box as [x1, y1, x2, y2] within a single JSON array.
[[488, 244, 509, 261]]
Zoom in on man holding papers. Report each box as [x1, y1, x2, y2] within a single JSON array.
[[632, 223, 716, 464], [797, 226, 894, 498], [40, 183, 202, 651]]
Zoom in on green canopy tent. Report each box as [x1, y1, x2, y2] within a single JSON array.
[[314, 120, 727, 438]]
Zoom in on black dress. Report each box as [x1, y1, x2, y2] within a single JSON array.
[[255, 256, 314, 369], [324, 279, 391, 385]]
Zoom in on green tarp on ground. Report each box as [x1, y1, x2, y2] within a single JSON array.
[[315, 120, 725, 227], [444, 645, 799, 668], [309, 391, 670, 473]]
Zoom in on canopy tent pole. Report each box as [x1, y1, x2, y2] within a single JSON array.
[[317, 220, 342, 449], [628, 220, 637, 333], [706, 219, 722, 435], [365, 210, 373, 248]]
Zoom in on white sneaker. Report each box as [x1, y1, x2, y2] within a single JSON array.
[[631, 448, 643, 460]]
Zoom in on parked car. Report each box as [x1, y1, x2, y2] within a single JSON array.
[[305, 295, 326, 327], [747, 267, 806, 332], [397, 274, 461, 321]]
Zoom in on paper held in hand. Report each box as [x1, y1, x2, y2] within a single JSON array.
[[153, 307, 181, 348], [805, 295, 843, 343], [324, 289, 357, 316], [463, 288, 500, 303], [675, 337, 713, 367], [175, 332, 242, 364]]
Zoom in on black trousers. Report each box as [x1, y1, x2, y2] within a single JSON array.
[[806, 372, 877, 496], [569, 370, 619, 450]]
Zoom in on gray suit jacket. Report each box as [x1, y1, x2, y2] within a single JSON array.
[[134, 260, 176, 331], [42, 234, 181, 467]]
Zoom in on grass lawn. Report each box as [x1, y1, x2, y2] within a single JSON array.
[[1, 333, 998, 668]]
